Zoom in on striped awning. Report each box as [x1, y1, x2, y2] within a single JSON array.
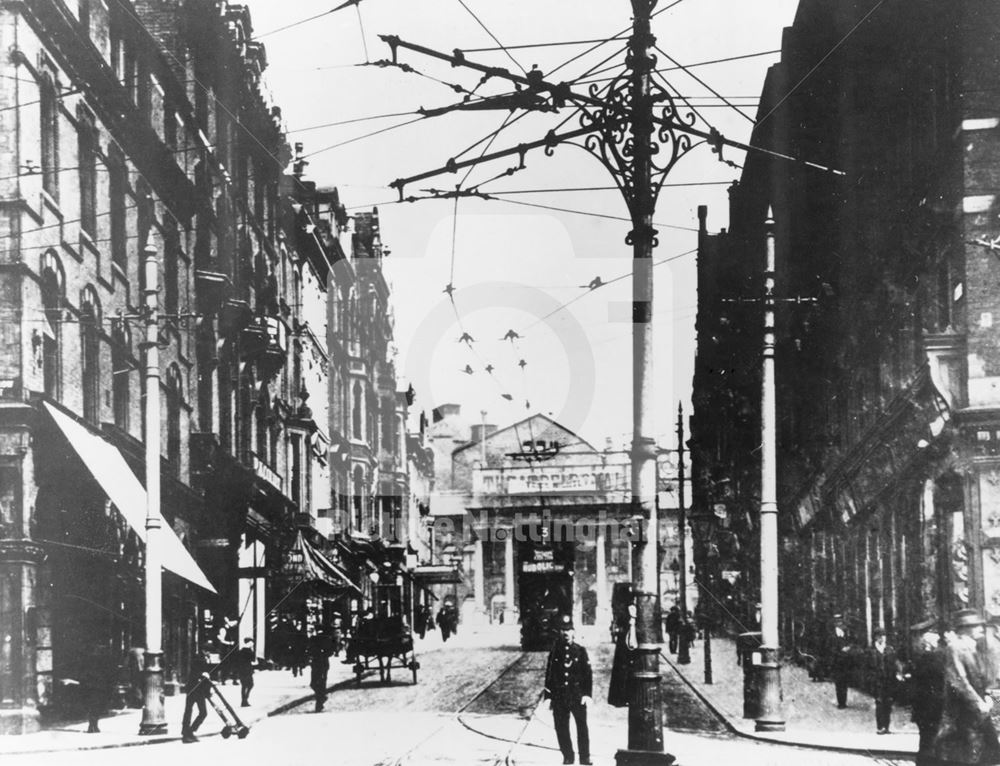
[[287, 531, 361, 594]]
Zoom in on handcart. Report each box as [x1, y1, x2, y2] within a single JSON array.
[[205, 678, 250, 739]]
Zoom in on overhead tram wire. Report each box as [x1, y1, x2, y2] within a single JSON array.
[[540, 0, 687, 80], [576, 48, 782, 86], [482, 181, 734, 194], [756, 0, 886, 126], [251, 1, 361, 41], [455, 0, 527, 76], [355, 2, 371, 63], [285, 110, 420, 135], [517, 246, 699, 335], [301, 115, 430, 160], [654, 46, 755, 124]]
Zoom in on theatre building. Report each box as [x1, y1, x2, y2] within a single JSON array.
[[427, 409, 636, 631]]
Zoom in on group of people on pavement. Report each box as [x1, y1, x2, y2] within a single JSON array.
[[664, 604, 697, 656], [820, 608, 1000, 765], [180, 614, 339, 743]]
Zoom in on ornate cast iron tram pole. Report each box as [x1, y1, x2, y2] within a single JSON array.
[[575, 1, 693, 762]]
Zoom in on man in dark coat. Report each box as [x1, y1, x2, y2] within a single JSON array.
[[665, 606, 681, 655], [867, 628, 901, 733], [908, 619, 945, 766], [181, 651, 212, 744], [829, 614, 854, 708], [543, 615, 593, 766], [933, 609, 1000, 765], [309, 631, 333, 712], [235, 638, 256, 707], [79, 643, 114, 733]]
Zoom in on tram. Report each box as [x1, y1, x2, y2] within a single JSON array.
[[516, 523, 574, 650]]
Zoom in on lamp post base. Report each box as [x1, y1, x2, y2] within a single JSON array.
[[677, 634, 691, 665], [704, 625, 713, 684], [754, 645, 785, 732], [616, 749, 677, 765], [138, 651, 167, 735]]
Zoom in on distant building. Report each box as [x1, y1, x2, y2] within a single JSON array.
[[426, 406, 640, 630]]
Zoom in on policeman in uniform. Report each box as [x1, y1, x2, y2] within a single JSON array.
[[543, 615, 593, 765]]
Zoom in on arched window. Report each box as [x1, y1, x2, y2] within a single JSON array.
[[352, 380, 362, 440], [80, 287, 100, 423], [166, 364, 182, 476], [40, 253, 63, 399], [352, 465, 365, 532]]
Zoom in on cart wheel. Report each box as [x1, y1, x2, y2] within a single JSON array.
[[236, 726, 250, 739], [410, 659, 418, 684], [354, 662, 364, 686], [221, 725, 233, 739]]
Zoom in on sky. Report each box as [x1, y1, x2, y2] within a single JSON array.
[[243, 0, 800, 448]]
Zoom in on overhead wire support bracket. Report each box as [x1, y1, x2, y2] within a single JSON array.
[[389, 125, 592, 200], [379, 34, 845, 202], [379, 34, 576, 108]]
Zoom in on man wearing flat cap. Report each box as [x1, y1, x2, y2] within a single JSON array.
[[933, 609, 1000, 764], [543, 615, 593, 765]]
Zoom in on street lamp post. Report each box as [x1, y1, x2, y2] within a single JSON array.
[[688, 508, 714, 685], [755, 211, 784, 731], [139, 244, 166, 735], [676, 404, 690, 666]]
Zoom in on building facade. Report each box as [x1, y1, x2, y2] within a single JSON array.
[[691, 0, 1000, 655], [0, 0, 374, 734], [426, 407, 641, 629]]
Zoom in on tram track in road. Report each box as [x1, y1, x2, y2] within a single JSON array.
[[373, 650, 536, 766]]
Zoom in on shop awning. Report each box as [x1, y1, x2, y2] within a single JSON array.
[[287, 531, 362, 594], [43, 403, 217, 593], [411, 564, 463, 584]]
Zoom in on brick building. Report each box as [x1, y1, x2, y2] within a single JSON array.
[[690, 0, 1000, 656], [0, 0, 373, 734]]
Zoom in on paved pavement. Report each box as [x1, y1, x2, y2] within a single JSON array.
[[0, 621, 485, 757], [0, 622, 923, 760], [663, 633, 920, 757]]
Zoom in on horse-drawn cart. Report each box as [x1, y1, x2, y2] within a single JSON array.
[[348, 613, 419, 684]]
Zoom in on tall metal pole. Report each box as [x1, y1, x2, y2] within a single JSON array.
[[139, 244, 166, 735], [676, 404, 690, 665], [756, 211, 784, 732], [620, 1, 673, 763]]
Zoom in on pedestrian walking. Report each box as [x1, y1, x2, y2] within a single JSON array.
[[867, 628, 902, 734], [79, 642, 114, 733], [309, 631, 333, 712], [438, 603, 457, 642], [543, 615, 593, 766], [125, 646, 144, 708], [608, 603, 636, 708], [829, 614, 855, 708], [181, 651, 211, 744], [235, 638, 256, 707], [907, 619, 945, 766], [665, 605, 681, 655], [933, 609, 1000, 765], [215, 616, 237, 683]]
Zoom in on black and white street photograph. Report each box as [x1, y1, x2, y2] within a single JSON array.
[[1, 1, 998, 764]]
